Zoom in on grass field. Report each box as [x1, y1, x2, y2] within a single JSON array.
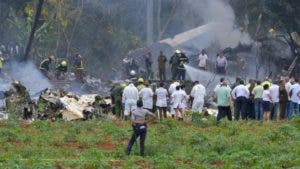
[[0, 116, 299, 169]]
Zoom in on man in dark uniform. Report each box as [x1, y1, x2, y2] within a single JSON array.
[[157, 51, 167, 81], [39, 55, 55, 78], [177, 52, 189, 81], [169, 50, 180, 80]]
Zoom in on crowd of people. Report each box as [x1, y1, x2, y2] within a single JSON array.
[[111, 75, 300, 122]]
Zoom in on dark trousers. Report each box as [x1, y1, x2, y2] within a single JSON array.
[[158, 68, 166, 81], [126, 124, 147, 156], [234, 96, 247, 120], [177, 69, 186, 81], [279, 101, 287, 120], [157, 107, 167, 120], [246, 99, 255, 119], [216, 66, 226, 74], [171, 67, 177, 80], [217, 106, 232, 121]]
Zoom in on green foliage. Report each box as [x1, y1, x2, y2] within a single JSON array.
[[0, 118, 299, 168]]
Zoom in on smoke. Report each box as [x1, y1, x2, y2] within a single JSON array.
[[7, 61, 52, 97], [185, 0, 253, 49]]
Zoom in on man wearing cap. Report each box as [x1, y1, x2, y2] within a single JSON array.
[[56, 60, 68, 80], [177, 51, 189, 81], [40, 55, 55, 78], [169, 50, 180, 80]]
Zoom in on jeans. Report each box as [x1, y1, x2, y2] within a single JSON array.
[[254, 98, 263, 120], [247, 99, 255, 119], [270, 102, 279, 120], [126, 124, 147, 156], [234, 96, 247, 120], [177, 69, 186, 81], [217, 106, 232, 121], [289, 102, 300, 119]]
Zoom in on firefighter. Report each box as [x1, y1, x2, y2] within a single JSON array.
[[40, 55, 55, 78], [169, 50, 180, 80], [177, 51, 189, 81], [73, 53, 85, 82], [56, 60, 68, 80], [137, 78, 145, 91]]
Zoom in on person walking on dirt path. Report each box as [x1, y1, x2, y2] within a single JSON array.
[[126, 100, 156, 157], [157, 51, 167, 81]]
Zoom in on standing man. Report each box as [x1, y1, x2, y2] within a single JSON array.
[[122, 83, 139, 120], [190, 81, 206, 113], [157, 51, 167, 81], [215, 81, 232, 121], [252, 81, 264, 120], [39, 55, 55, 78], [73, 53, 85, 82], [216, 52, 227, 74], [269, 81, 280, 120], [231, 80, 250, 120], [198, 49, 208, 70], [126, 100, 156, 156], [177, 52, 189, 81], [289, 78, 300, 118], [169, 50, 180, 80], [279, 80, 288, 120], [155, 82, 168, 120], [145, 52, 153, 80], [168, 79, 180, 118], [139, 81, 154, 111]]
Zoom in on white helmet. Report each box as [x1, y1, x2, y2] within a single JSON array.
[[130, 70, 136, 76]]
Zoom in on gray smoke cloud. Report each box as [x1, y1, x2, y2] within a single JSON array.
[[8, 61, 52, 97], [185, 0, 253, 49]]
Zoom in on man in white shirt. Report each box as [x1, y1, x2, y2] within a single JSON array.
[[190, 81, 206, 113], [216, 52, 227, 74], [122, 83, 139, 120], [269, 81, 280, 120], [155, 82, 168, 120], [168, 80, 180, 118], [231, 80, 250, 120], [289, 78, 300, 118], [139, 81, 154, 111], [198, 49, 208, 70]]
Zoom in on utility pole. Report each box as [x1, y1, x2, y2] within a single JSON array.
[[23, 0, 44, 61], [146, 0, 153, 46]]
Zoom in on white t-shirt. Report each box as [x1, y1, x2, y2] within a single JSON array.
[[262, 90, 271, 102], [171, 89, 188, 109], [269, 84, 279, 103], [139, 87, 154, 109], [191, 84, 206, 102], [198, 54, 208, 68], [155, 87, 168, 107], [231, 85, 250, 99], [289, 83, 300, 103]]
